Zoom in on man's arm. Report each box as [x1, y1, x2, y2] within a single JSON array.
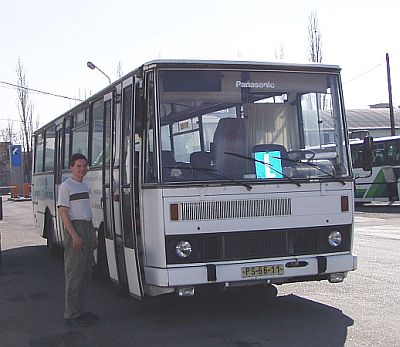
[[58, 206, 84, 252]]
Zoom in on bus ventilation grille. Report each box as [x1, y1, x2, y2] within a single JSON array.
[[166, 226, 352, 264], [178, 198, 291, 221]]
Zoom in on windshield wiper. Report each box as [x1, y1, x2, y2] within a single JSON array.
[[273, 156, 346, 185], [164, 165, 253, 191], [224, 152, 301, 187]]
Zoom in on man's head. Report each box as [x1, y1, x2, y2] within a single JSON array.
[[69, 153, 88, 182], [70, 153, 88, 167]]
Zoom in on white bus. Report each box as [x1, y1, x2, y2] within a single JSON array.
[[351, 135, 400, 203], [32, 59, 361, 299]]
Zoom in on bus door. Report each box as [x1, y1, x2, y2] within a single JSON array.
[[119, 77, 143, 298], [103, 91, 126, 288], [103, 86, 143, 298], [54, 123, 64, 243]]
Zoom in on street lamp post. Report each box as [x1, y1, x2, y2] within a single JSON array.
[[87, 61, 111, 84], [386, 53, 395, 136]]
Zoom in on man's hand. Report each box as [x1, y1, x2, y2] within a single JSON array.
[[72, 234, 84, 252], [59, 206, 84, 252]]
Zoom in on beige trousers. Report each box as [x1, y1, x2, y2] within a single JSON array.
[[64, 220, 94, 319]]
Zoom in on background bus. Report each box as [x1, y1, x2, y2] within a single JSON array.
[[351, 135, 400, 203], [32, 60, 359, 300]]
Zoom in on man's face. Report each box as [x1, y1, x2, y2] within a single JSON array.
[[70, 159, 88, 181]]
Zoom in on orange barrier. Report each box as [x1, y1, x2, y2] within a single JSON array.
[[23, 183, 31, 198], [11, 185, 18, 199], [0, 184, 31, 200]]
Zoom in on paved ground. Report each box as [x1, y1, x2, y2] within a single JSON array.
[[0, 197, 399, 347]]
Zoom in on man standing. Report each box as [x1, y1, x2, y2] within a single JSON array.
[[57, 153, 98, 327]]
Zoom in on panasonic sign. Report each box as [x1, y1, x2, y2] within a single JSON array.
[[235, 81, 275, 89]]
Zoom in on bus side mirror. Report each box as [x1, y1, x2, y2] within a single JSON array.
[[361, 136, 373, 171]]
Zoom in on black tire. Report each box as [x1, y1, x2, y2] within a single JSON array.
[[264, 284, 278, 299], [45, 212, 58, 256], [94, 225, 110, 282]]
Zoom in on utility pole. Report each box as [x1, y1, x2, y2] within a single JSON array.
[[386, 53, 395, 136]]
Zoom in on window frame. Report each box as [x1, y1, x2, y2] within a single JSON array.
[[43, 125, 56, 172], [34, 132, 45, 173], [70, 108, 89, 158], [90, 98, 105, 167]]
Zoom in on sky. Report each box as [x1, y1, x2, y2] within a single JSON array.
[[0, 0, 399, 132]]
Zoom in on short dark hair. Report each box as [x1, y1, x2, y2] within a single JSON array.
[[70, 153, 88, 167]]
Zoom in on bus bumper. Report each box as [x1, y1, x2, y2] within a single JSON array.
[[145, 253, 357, 288]]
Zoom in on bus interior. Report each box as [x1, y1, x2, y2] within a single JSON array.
[[148, 69, 350, 185]]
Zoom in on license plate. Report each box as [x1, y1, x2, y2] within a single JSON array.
[[241, 264, 284, 278]]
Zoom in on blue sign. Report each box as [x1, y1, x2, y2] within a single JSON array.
[[254, 151, 283, 179], [10, 145, 22, 167]]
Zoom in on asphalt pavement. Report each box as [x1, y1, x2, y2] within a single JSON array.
[[0, 197, 399, 347]]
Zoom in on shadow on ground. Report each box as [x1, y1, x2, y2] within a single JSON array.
[[355, 202, 400, 214], [0, 246, 354, 347]]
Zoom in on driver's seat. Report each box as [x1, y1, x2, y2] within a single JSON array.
[[212, 118, 248, 179]]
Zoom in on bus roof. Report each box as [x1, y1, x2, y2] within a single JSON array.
[[350, 134, 400, 145], [142, 59, 341, 72]]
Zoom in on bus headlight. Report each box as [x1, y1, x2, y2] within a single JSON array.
[[175, 241, 192, 258], [328, 231, 342, 247]]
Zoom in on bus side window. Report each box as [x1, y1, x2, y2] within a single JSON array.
[[64, 118, 71, 169], [351, 145, 361, 169], [34, 133, 44, 173], [373, 144, 384, 165], [386, 142, 400, 165], [71, 109, 89, 158], [44, 126, 56, 172], [396, 144, 400, 164], [90, 99, 104, 167]]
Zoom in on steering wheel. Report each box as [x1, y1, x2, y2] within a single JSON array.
[[288, 149, 316, 161]]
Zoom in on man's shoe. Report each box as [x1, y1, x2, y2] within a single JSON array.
[[81, 311, 99, 321], [64, 316, 91, 328]]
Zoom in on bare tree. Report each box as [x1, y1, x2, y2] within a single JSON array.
[[16, 58, 34, 183], [306, 10, 327, 111], [0, 121, 17, 143], [307, 10, 323, 63], [0, 140, 11, 188]]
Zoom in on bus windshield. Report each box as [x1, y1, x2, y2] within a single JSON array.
[[156, 69, 350, 184]]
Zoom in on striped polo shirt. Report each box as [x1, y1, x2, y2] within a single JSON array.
[[57, 178, 93, 221]]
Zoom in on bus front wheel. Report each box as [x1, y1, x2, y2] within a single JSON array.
[[95, 225, 110, 282]]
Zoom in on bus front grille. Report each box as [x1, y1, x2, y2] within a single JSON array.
[[166, 226, 351, 264], [178, 198, 291, 221]]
